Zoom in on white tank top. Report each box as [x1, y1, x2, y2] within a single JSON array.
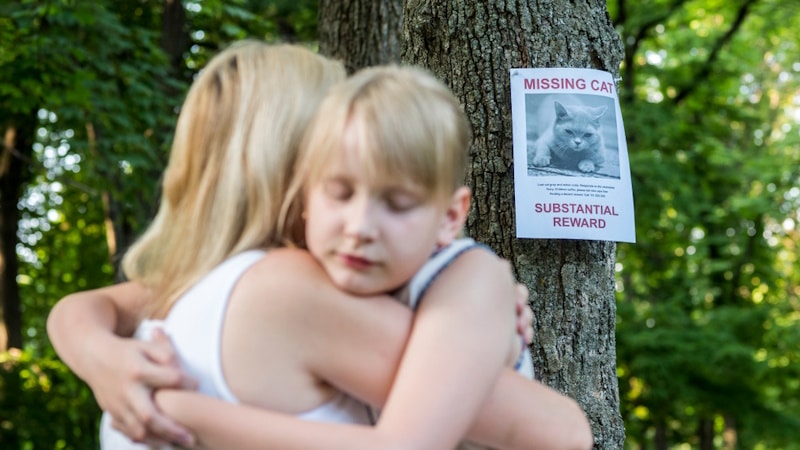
[[100, 250, 371, 449]]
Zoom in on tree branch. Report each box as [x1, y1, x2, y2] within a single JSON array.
[[673, 0, 758, 104], [621, 0, 688, 101]]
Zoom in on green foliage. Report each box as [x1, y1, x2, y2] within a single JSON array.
[[183, 0, 318, 70], [0, 349, 100, 449], [4, 0, 800, 448], [613, 0, 800, 447], [0, 0, 319, 447]]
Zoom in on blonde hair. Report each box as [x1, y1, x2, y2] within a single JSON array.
[[280, 65, 471, 245], [122, 40, 345, 317]]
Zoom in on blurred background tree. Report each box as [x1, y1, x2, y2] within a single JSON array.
[[0, 1, 316, 447], [1, 0, 798, 448], [611, 0, 800, 448]]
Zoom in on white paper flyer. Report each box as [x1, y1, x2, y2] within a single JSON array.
[[510, 67, 636, 243]]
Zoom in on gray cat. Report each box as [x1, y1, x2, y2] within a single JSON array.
[[529, 101, 607, 173]]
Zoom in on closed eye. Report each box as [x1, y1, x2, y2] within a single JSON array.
[[386, 190, 423, 212], [323, 179, 353, 201]]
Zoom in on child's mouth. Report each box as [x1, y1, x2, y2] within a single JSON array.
[[340, 254, 373, 270]]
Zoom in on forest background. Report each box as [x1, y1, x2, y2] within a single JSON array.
[[1, 0, 799, 449]]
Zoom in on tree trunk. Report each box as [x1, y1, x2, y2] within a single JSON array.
[[318, 0, 402, 73], [698, 417, 714, 450], [104, 0, 189, 271], [160, 0, 188, 75], [655, 421, 668, 450], [723, 415, 737, 449], [0, 119, 34, 351], [402, 1, 625, 448]]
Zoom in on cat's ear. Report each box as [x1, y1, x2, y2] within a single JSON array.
[[554, 101, 569, 119], [587, 106, 607, 127], [437, 186, 471, 247]]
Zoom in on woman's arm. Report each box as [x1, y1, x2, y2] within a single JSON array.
[[46, 283, 195, 446]]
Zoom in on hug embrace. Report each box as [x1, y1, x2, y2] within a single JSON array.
[[47, 40, 593, 450]]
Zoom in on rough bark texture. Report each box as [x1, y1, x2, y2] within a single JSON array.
[[402, 1, 625, 448], [318, 0, 403, 73]]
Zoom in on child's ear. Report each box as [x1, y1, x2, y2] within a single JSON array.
[[437, 186, 471, 247]]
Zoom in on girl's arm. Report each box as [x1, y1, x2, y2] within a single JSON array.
[[365, 247, 520, 448], [467, 370, 593, 449], [46, 283, 195, 446], [156, 389, 401, 450]]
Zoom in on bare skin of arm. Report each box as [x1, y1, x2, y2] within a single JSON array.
[[157, 248, 593, 449], [157, 371, 591, 450], [47, 248, 592, 449], [349, 248, 518, 448], [46, 283, 196, 446]]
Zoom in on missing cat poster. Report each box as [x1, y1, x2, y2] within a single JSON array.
[[510, 67, 635, 243]]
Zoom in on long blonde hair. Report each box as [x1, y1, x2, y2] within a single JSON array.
[[122, 41, 345, 317], [279, 65, 471, 246]]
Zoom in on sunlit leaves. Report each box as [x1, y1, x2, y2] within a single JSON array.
[[2, 1, 321, 446], [613, 0, 800, 447]]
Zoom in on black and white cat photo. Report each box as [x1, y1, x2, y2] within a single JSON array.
[[526, 95, 619, 178]]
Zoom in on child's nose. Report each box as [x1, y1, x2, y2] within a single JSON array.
[[344, 198, 378, 241]]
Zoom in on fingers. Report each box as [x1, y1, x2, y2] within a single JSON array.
[[92, 335, 197, 447], [112, 413, 194, 448], [148, 328, 181, 367], [515, 284, 535, 345], [521, 321, 534, 346], [109, 388, 195, 447], [140, 330, 198, 390], [516, 285, 530, 303], [141, 408, 196, 447], [137, 361, 198, 391], [109, 397, 167, 446]]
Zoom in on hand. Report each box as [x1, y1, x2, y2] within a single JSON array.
[[514, 284, 534, 345], [94, 328, 197, 447]]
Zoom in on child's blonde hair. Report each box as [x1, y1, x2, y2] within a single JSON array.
[[122, 40, 345, 317], [280, 65, 472, 245]]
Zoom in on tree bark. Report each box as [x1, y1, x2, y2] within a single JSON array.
[[318, 0, 402, 73], [402, 1, 625, 448]]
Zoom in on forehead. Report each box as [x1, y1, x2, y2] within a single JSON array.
[[315, 116, 416, 182], [320, 146, 426, 194]]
